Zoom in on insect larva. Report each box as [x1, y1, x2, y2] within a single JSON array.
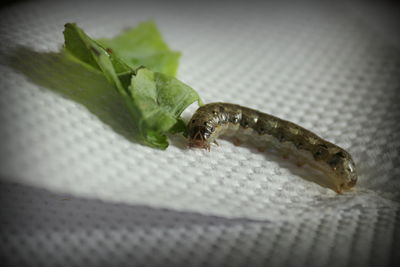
[[187, 102, 357, 193]]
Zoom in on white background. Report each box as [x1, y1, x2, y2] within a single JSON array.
[[0, 0, 399, 266]]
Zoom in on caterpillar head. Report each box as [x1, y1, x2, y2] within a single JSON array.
[[187, 125, 211, 150], [187, 111, 218, 151]]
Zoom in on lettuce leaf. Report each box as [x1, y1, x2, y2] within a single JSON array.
[[128, 68, 201, 148], [64, 23, 133, 96], [63, 22, 202, 149], [96, 21, 180, 77]]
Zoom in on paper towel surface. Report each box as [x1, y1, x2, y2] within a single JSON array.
[[0, 0, 399, 266]]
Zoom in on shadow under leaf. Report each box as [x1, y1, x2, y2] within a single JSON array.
[[5, 46, 140, 144]]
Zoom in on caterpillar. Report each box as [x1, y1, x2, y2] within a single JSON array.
[[187, 102, 357, 193]]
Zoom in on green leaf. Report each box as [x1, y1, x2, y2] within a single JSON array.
[[128, 68, 201, 149], [63, 22, 202, 149], [63, 23, 134, 96], [97, 21, 180, 77]]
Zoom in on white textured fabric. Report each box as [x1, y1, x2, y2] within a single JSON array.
[[0, 0, 399, 266]]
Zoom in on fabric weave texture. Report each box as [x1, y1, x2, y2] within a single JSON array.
[[0, 0, 399, 266]]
